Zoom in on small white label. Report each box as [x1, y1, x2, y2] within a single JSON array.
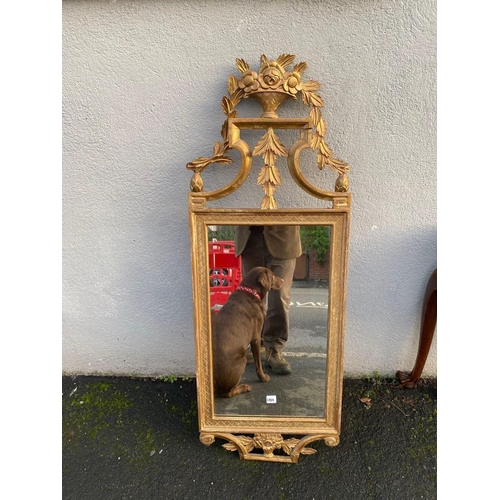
[[266, 395, 277, 404]]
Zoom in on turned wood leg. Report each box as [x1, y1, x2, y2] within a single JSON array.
[[397, 269, 437, 388]]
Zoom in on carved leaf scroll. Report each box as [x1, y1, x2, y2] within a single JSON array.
[[253, 128, 287, 209], [253, 128, 287, 166], [227, 74, 238, 95], [186, 141, 232, 171], [276, 53, 296, 69], [236, 58, 250, 74], [293, 61, 307, 75]]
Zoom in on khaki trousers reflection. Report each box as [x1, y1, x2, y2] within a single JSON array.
[[240, 230, 296, 353]]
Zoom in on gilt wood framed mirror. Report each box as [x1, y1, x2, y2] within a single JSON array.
[[187, 54, 351, 463]]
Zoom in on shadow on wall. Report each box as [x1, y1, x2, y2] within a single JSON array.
[[345, 225, 437, 374]]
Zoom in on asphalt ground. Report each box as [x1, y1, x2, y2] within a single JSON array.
[[62, 375, 437, 499]]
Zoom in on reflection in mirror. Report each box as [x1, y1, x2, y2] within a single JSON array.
[[209, 225, 330, 417]]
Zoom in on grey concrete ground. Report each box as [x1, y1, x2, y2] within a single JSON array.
[[215, 355, 327, 417], [62, 375, 437, 499]]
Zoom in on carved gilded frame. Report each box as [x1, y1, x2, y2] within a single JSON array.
[[189, 208, 350, 462], [187, 55, 351, 462]]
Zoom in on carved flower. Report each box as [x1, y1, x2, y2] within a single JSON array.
[[262, 441, 276, 455], [238, 70, 259, 93], [254, 433, 283, 456], [283, 71, 303, 95], [259, 61, 285, 90]]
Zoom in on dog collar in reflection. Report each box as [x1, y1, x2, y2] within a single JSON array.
[[236, 285, 262, 300]]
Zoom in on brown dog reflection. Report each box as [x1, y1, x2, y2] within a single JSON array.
[[212, 267, 284, 398]]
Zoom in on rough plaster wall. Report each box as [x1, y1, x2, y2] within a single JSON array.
[[63, 0, 436, 377]]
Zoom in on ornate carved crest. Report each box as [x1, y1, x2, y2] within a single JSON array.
[[187, 54, 350, 209]]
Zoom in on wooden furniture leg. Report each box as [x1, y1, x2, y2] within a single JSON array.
[[396, 269, 437, 388]]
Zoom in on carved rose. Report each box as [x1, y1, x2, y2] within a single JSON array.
[[283, 71, 303, 95], [238, 70, 259, 93], [259, 62, 285, 90], [253, 433, 283, 456]]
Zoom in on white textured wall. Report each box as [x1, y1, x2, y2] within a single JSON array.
[[63, 0, 436, 377]]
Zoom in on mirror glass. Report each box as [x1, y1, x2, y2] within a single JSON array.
[[209, 225, 330, 417]]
